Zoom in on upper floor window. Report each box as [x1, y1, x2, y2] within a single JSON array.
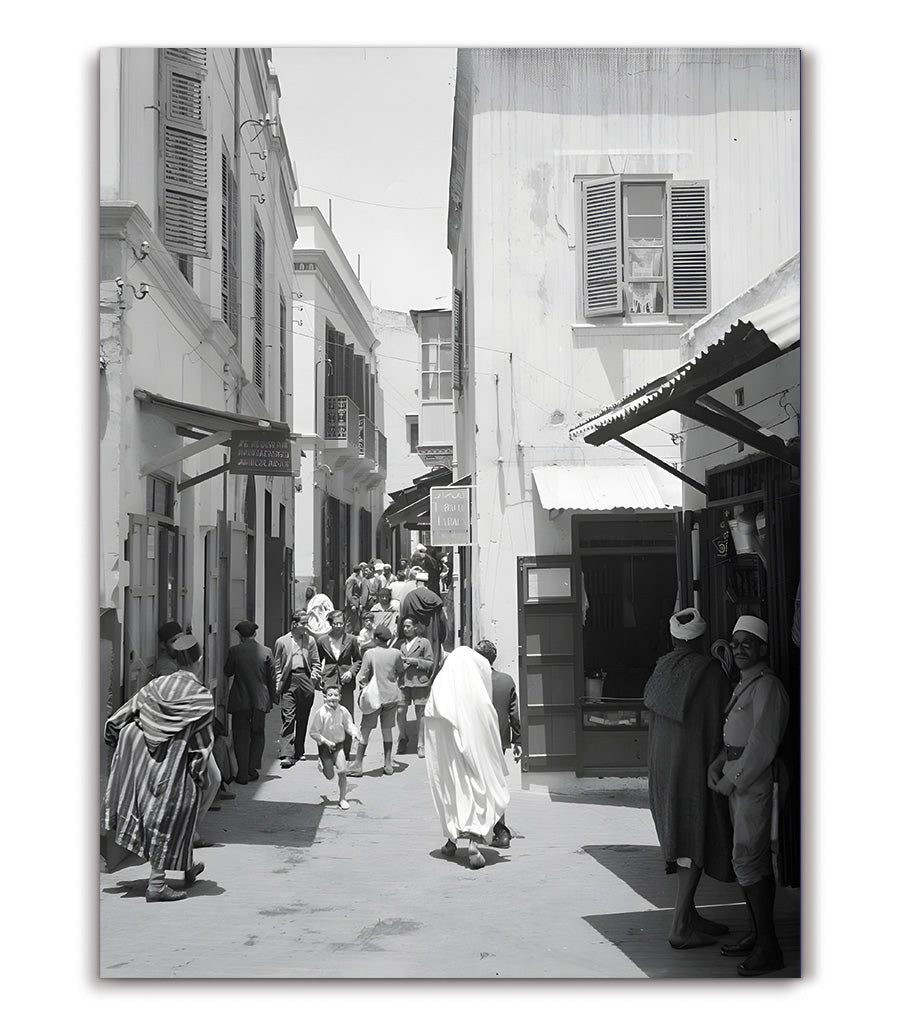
[[580, 175, 709, 319], [416, 311, 453, 401]]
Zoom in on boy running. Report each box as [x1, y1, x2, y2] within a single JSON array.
[[308, 683, 361, 809]]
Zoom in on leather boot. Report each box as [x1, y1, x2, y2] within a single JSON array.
[[383, 741, 394, 775], [346, 742, 366, 777], [721, 887, 756, 956], [736, 876, 784, 976]]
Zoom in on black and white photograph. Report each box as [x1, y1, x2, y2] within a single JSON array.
[[11, 7, 893, 1015], [95, 42, 803, 980]]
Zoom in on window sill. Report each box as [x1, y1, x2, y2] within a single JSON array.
[[572, 320, 685, 335]]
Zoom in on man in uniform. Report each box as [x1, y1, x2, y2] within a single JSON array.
[[223, 621, 277, 785], [708, 615, 790, 976]]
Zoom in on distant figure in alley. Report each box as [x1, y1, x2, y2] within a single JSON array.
[[223, 620, 277, 785]]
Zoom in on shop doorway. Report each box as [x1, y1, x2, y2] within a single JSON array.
[[573, 514, 678, 775]]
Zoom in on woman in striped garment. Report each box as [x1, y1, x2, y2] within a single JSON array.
[[103, 635, 217, 902]]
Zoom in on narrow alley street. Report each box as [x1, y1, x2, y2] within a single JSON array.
[[99, 710, 799, 979]]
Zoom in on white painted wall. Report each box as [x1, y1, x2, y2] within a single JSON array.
[[450, 47, 800, 684]]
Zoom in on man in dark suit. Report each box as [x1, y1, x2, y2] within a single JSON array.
[[274, 610, 322, 768], [224, 621, 277, 785], [474, 639, 522, 848], [316, 610, 362, 758]]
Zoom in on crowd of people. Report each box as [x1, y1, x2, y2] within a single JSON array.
[[103, 555, 791, 976]]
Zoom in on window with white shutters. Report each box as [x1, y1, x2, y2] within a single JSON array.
[[580, 176, 709, 319], [253, 222, 265, 397], [159, 49, 208, 260]]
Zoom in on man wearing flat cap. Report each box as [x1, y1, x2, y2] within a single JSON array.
[[224, 621, 277, 785], [708, 615, 790, 976], [643, 607, 734, 950]]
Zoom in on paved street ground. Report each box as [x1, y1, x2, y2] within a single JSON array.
[[99, 707, 800, 980]]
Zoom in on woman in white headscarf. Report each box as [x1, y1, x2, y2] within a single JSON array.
[[424, 646, 510, 869]]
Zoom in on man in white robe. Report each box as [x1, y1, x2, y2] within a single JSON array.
[[424, 646, 510, 869]]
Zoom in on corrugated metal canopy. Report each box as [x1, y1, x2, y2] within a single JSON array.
[[532, 465, 678, 513], [568, 258, 800, 447]]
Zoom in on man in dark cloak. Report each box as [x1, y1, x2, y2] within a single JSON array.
[[643, 607, 734, 948], [398, 571, 447, 684]]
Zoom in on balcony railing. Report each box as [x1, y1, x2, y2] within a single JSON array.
[[358, 413, 377, 463], [324, 395, 360, 443]]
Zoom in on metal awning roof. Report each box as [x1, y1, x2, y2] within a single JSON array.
[[565, 254, 800, 490], [382, 469, 470, 529], [134, 389, 291, 436], [568, 290, 799, 447], [532, 465, 678, 515]]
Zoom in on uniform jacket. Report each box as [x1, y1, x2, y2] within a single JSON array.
[[316, 632, 362, 690], [274, 631, 321, 698], [490, 669, 521, 751], [714, 665, 789, 793], [224, 638, 277, 713]]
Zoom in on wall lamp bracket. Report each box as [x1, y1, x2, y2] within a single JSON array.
[[131, 240, 150, 262], [251, 194, 266, 205]]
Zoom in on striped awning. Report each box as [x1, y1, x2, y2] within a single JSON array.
[[568, 286, 800, 446], [532, 465, 678, 514]]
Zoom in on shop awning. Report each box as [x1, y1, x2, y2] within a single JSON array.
[[565, 251, 800, 489], [532, 465, 678, 516], [135, 389, 291, 436], [134, 389, 297, 491], [381, 468, 473, 529]]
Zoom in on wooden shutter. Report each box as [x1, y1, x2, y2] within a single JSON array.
[[160, 50, 208, 258], [253, 224, 265, 395], [667, 180, 710, 315], [452, 288, 465, 390], [582, 177, 623, 317]]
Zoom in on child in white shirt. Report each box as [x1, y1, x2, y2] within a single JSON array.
[[308, 683, 361, 810]]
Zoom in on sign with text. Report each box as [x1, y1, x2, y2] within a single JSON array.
[[230, 431, 293, 476], [430, 486, 473, 546]]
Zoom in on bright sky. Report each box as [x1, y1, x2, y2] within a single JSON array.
[[272, 46, 458, 313]]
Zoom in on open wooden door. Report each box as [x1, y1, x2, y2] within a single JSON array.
[[516, 556, 579, 772]]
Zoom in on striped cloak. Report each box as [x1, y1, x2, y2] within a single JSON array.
[[103, 671, 215, 871]]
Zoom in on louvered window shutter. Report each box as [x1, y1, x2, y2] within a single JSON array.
[[253, 226, 265, 396], [582, 177, 623, 317], [452, 288, 464, 390], [160, 49, 208, 258], [667, 180, 710, 315]]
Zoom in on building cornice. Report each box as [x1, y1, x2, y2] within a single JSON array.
[[293, 248, 378, 354], [100, 200, 244, 384]]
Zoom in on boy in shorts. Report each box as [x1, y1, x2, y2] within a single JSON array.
[[308, 683, 361, 809]]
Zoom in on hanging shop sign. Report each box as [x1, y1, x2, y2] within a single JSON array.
[[230, 431, 293, 476], [430, 486, 473, 546]]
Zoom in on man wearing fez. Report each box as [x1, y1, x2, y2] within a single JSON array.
[[224, 621, 277, 785], [643, 607, 734, 950], [708, 615, 790, 977]]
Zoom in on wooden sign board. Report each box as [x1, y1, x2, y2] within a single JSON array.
[[230, 431, 293, 476], [430, 486, 473, 546]]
